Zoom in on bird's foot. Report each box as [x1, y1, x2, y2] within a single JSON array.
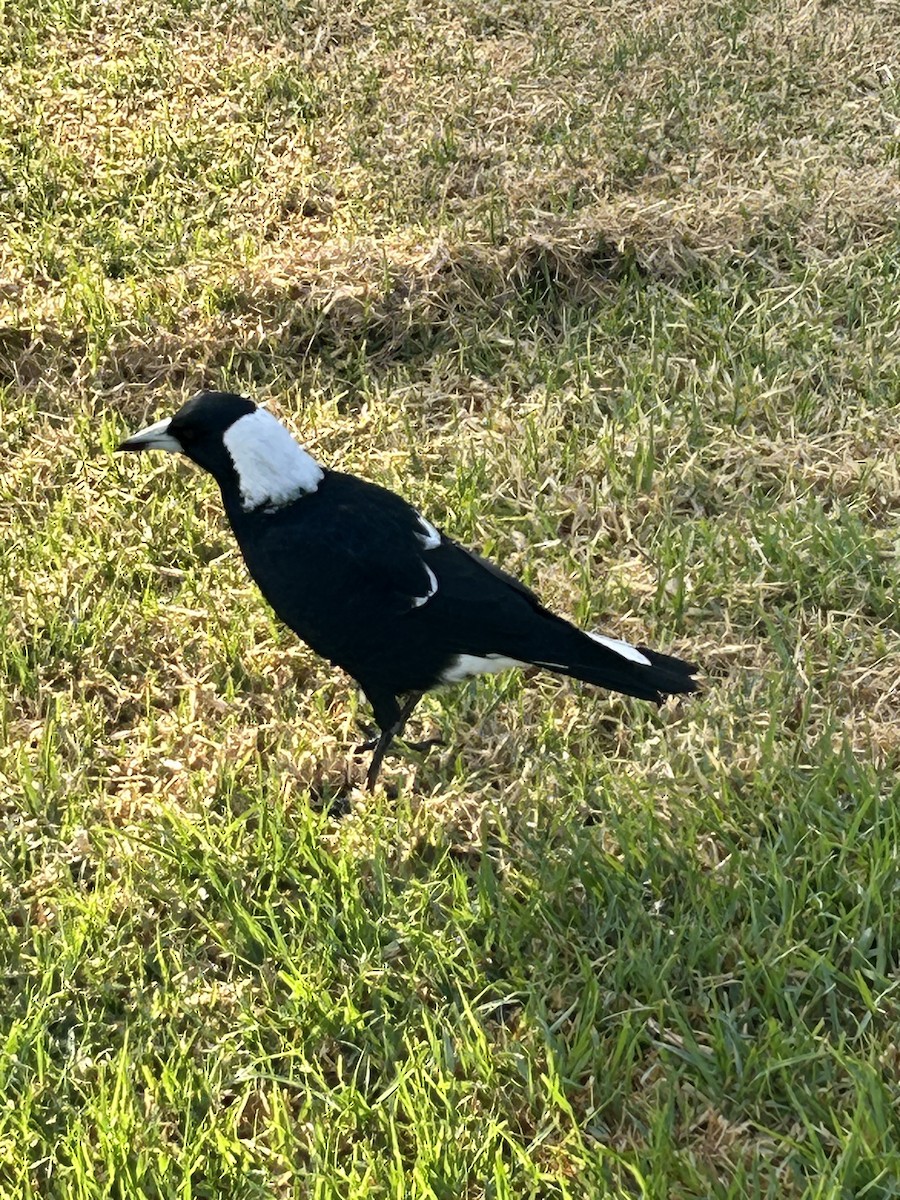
[[352, 733, 444, 758], [399, 735, 444, 754]]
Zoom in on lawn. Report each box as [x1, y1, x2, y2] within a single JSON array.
[[2, 0, 900, 1195]]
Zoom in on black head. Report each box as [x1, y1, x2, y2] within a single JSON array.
[[118, 391, 256, 475], [118, 390, 324, 510]]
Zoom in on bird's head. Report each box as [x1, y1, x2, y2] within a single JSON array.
[[118, 390, 324, 511]]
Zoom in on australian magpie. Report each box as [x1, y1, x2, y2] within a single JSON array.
[[119, 391, 698, 789]]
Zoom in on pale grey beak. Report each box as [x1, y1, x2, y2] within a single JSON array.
[[117, 417, 181, 453]]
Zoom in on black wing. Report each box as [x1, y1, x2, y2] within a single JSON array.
[[447, 540, 542, 607], [236, 471, 443, 631], [232, 468, 562, 691]]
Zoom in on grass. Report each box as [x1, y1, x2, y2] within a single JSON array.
[[2, 0, 900, 1194]]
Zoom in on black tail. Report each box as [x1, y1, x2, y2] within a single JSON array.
[[529, 626, 698, 704]]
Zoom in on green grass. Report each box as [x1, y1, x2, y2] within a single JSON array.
[[2, 0, 900, 1194]]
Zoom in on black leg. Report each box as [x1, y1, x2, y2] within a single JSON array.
[[365, 692, 423, 791], [355, 718, 442, 758], [365, 727, 395, 791]]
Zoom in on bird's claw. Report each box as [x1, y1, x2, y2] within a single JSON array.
[[401, 735, 445, 754], [352, 733, 444, 759]]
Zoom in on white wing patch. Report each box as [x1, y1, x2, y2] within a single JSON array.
[[587, 631, 651, 666], [223, 409, 324, 511], [416, 515, 441, 549], [440, 653, 526, 684], [411, 565, 438, 609]]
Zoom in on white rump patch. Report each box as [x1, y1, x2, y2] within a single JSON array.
[[440, 652, 526, 684], [416, 514, 441, 549], [411, 565, 438, 608], [587, 631, 651, 666], [223, 409, 324, 511]]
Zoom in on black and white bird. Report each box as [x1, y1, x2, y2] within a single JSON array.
[[119, 391, 698, 789]]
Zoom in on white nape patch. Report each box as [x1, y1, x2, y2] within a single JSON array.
[[411, 565, 438, 608], [440, 652, 526, 684], [222, 409, 324, 511], [587, 631, 651, 666], [416, 514, 441, 549]]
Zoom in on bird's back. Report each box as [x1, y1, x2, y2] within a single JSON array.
[[224, 471, 496, 694], [225, 469, 696, 706]]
